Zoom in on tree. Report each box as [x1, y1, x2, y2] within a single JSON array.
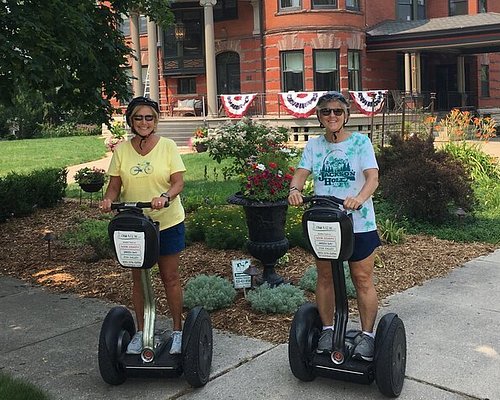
[[0, 0, 173, 126]]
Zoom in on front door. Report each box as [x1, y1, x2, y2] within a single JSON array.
[[216, 52, 241, 95]]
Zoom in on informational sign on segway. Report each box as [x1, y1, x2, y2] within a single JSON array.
[[306, 221, 341, 259], [231, 259, 252, 289], [113, 231, 146, 268]]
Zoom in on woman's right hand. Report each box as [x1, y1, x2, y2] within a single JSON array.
[[288, 191, 304, 206], [100, 198, 112, 213]]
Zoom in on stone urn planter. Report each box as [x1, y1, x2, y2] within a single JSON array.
[[228, 193, 289, 286]]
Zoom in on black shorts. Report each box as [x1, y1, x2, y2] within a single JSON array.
[[349, 230, 381, 262], [159, 222, 185, 256]]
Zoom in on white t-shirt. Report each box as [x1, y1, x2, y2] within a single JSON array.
[[298, 132, 379, 233]]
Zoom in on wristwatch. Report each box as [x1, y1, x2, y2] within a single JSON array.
[[160, 192, 171, 204]]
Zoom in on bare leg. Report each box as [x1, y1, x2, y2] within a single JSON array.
[[158, 253, 183, 331], [316, 259, 335, 327], [349, 253, 378, 332], [131, 269, 144, 331]]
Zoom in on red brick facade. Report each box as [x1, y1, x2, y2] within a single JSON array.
[[123, 0, 500, 116]]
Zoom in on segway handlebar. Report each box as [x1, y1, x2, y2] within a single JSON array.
[[302, 195, 362, 210], [110, 202, 154, 210]]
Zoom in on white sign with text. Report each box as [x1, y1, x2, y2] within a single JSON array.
[[231, 259, 252, 289]]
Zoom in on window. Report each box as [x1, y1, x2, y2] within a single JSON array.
[[279, 0, 301, 11], [125, 66, 148, 100], [481, 65, 490, 97], [312, 0, 337, 9], [164, 11, 203, 58], [313, 50, 339, 91], [214, 0, 238, 21], [397, 0, 425, 21], [178, 78, 197, 95], [281, 51, 304, 92], [348, 51, 361, 91], [346, 0, 360, 11], [449, 0, 468, 16], [478, 0, 487, 13], [120, 14, 148, 36]]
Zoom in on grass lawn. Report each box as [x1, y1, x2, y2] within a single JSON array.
[[0, 372, 52, 400], [0, 136, 106, 176]]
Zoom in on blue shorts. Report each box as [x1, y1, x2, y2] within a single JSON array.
[[159, 222, 185, 256], [349, 230, 381, 262]]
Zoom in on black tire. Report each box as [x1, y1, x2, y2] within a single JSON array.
[[375, 315, 407, 397], [288, 302, 321, 382], [98, 306, 135, 385], [182, 307, 213, 388]]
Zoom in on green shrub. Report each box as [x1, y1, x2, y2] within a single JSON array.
[[0, 168, 66, 222], [61, 218, 113, 260], [38, 123, 101, 138], [246, 283, 306, 314], [286, 206, 308, 249], [442, 141, 500, 181], [298, 266, 317, 292], [298, 264, 356, 298], [183, 274, 236, 311], [378, 218, 406, 244], [378, 135, 474, 223], [185, 205, 247, 250]]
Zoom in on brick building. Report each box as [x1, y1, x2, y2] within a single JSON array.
[[121, 0, 500, 118]]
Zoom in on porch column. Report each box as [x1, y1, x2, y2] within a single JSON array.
[[457, 56, 466, 106], [130, 12, 143, 97], [404, 52, 411, 94], [201, 0, 218, 117], [147, 17, 159, 102], [250, 0, 261, 35], [415, 52, 421, 93]]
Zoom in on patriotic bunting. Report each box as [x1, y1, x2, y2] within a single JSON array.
[[279, 91, 327, 118], [349, 90, 388, 116], [220, 94, 257, 118]]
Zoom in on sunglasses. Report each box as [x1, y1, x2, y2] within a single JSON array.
[[133, 115, 155, 121], [319, 108, 344, 117]]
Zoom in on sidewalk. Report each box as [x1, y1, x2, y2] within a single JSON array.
[[1, 249, 499, 400]]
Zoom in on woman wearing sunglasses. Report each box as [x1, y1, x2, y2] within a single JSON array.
[[288, 91, 381, 362], [100, 96, 186, 355]]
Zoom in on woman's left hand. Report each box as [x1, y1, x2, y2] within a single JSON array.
[[151, 197, 167, 209]]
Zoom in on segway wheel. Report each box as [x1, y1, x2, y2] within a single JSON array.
[[182, 307, 213, 388], [288, 302, 322, 382], [98, 306, 135, 385], [375, 314, 407, 397]]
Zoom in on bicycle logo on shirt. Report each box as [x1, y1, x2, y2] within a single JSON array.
[[130, 161, 153, 175]]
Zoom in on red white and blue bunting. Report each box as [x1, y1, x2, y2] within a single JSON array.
[[220, 94, 257, 118], [279, 91, 327, 118], [349, 90, 388, 116]]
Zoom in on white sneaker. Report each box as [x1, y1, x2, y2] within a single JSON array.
[[169, 331, 182, 354], [126, 331, 143, 354]]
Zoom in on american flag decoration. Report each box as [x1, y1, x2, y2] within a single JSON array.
[[349, 90, 388, 116]]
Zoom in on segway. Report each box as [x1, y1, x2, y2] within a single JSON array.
[[98, 202, 213, 388], [288, 196, 406, 397]]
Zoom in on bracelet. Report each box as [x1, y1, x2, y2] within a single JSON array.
[[289, 186, 300, 193]]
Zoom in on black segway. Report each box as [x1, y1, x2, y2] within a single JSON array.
[[288, 196, 406, 397], [98, 202, 213, 388]]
